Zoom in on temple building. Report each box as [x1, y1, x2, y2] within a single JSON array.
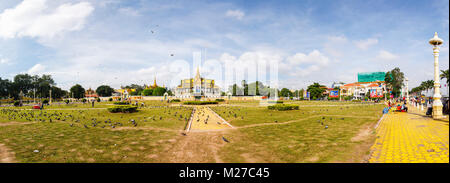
[[145, 76, 160, 89], [175, 67, 220, 98]]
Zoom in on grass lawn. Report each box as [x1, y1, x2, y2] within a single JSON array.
[[0, 101, 384, 163]]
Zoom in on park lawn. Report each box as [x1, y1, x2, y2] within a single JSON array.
[[218, 115, 379, 163], [211, 104, 384, 127], [0, 122, 178, 163], [0, 106, 193, 130]]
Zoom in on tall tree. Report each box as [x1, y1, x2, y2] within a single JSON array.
[[70, 84, 85, 99], [0, 77, 11, 98], [152, 87, 167, 96], [232, 84, 237, 96], [279, 88, 292, 97], [307, 83, 326, 100], [96, 85, 114, 97], [385, 67, 405, 97]]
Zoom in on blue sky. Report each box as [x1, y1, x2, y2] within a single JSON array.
[[0, 0, 448, 94]]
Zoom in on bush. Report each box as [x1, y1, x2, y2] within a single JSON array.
[[107, 105, 138, 113], [108, 98, 113, 102], [13, 101, 20, 107], [352, 100, 361, 102], [82, 99, 87, 103], [64, 99, 70, 104], [183, 101, 218, 105], [114, 101, 130, 105], [268, 104, 299, 111], [42, 99, 49, 104], [170, 99, 181, 103], [96, 98, 101, 102], [268, 100, 283, 104], [215, 99, 225, 102]]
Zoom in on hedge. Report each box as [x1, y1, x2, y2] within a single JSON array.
[[107, 105, 138, 113], [268, 100, 283, 104], [170, 99, 181, 103], [215, 99, 225, 102], [183, 101, 219, 105], [114, 101, 130, 105], [268, 104, 299, 111]]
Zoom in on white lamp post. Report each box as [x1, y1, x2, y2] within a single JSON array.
[[428, 32, 444, 119]]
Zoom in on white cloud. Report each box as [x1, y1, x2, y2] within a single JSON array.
[[225, 9, 245, 20], [376, 50, 398, 61], [287, 50, 329, 66], [28, 63, 46, 74], [354, 38, 378, 50], [0, 0, 94, 39]]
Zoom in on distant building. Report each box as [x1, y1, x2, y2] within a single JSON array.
[[175, 67, 220, 99], [340, 81, 385, 99], [85, 88, 98, 98]]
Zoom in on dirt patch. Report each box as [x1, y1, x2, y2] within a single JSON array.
[[160, 132, 227, 163], [351, 126, 372, 142], [0, 144, 17, 163], [0, 121, 36, 127]]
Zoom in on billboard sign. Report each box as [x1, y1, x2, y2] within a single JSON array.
[[329, 90, 339, 98]]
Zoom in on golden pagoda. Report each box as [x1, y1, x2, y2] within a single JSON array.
[[146, 76, 159, 89]]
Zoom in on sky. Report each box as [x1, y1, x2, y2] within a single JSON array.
[[0, 0, 449, 95]]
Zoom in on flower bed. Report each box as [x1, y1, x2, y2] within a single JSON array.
[[107, 105, 138, 113], [268, 104, 299, 111]]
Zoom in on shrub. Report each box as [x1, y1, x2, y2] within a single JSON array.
[[42, 99, 49, 104], [82, 99, 87, 103], [170, 99, 181, 103], [96, 98, 101, 102], [107, 105, 138, 113], [13, 101, 20, 107], [108, 98, 113, 102], [215, 99, 225, 102], [114, 101, 130, 105], [268, 104, 299, 111], [64, 99, 70, 104], [268, 100, 283, 104], [183, 101, 218, 105], [352, 100, 361, 102]]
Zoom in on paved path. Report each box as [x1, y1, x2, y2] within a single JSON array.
[[369, 106, 449, 163], [190, 107, 233, 131]]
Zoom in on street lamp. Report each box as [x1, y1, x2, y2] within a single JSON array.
[[428, 32, 444, 119]]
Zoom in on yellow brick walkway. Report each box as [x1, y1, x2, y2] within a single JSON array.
[[369, 106, 449, 163], [190, 106, 232, 131]]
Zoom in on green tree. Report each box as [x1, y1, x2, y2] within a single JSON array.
[[385, 67, 405, 98], [232, 84, 237, 96], [307, 83, 326, 100], [440, 69, 449, 85], [152, 87, 167, 96], [96, 85, 115, 97], [279, 88, 292, 97], [142, 89, 153, 96], [0, 77, 11, 98], [50, 86, 67, 99], [70, 84, 85, 99]]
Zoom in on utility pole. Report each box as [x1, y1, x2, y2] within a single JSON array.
[[49, 89, 52, 105]]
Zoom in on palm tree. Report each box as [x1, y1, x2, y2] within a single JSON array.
[[440, 69, 449, 85]]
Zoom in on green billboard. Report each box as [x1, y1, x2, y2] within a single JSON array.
[[358, 72, 385, 82]]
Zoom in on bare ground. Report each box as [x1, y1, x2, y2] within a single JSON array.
[[0, 143, 16, 163], [158, 131, 228, 163]]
